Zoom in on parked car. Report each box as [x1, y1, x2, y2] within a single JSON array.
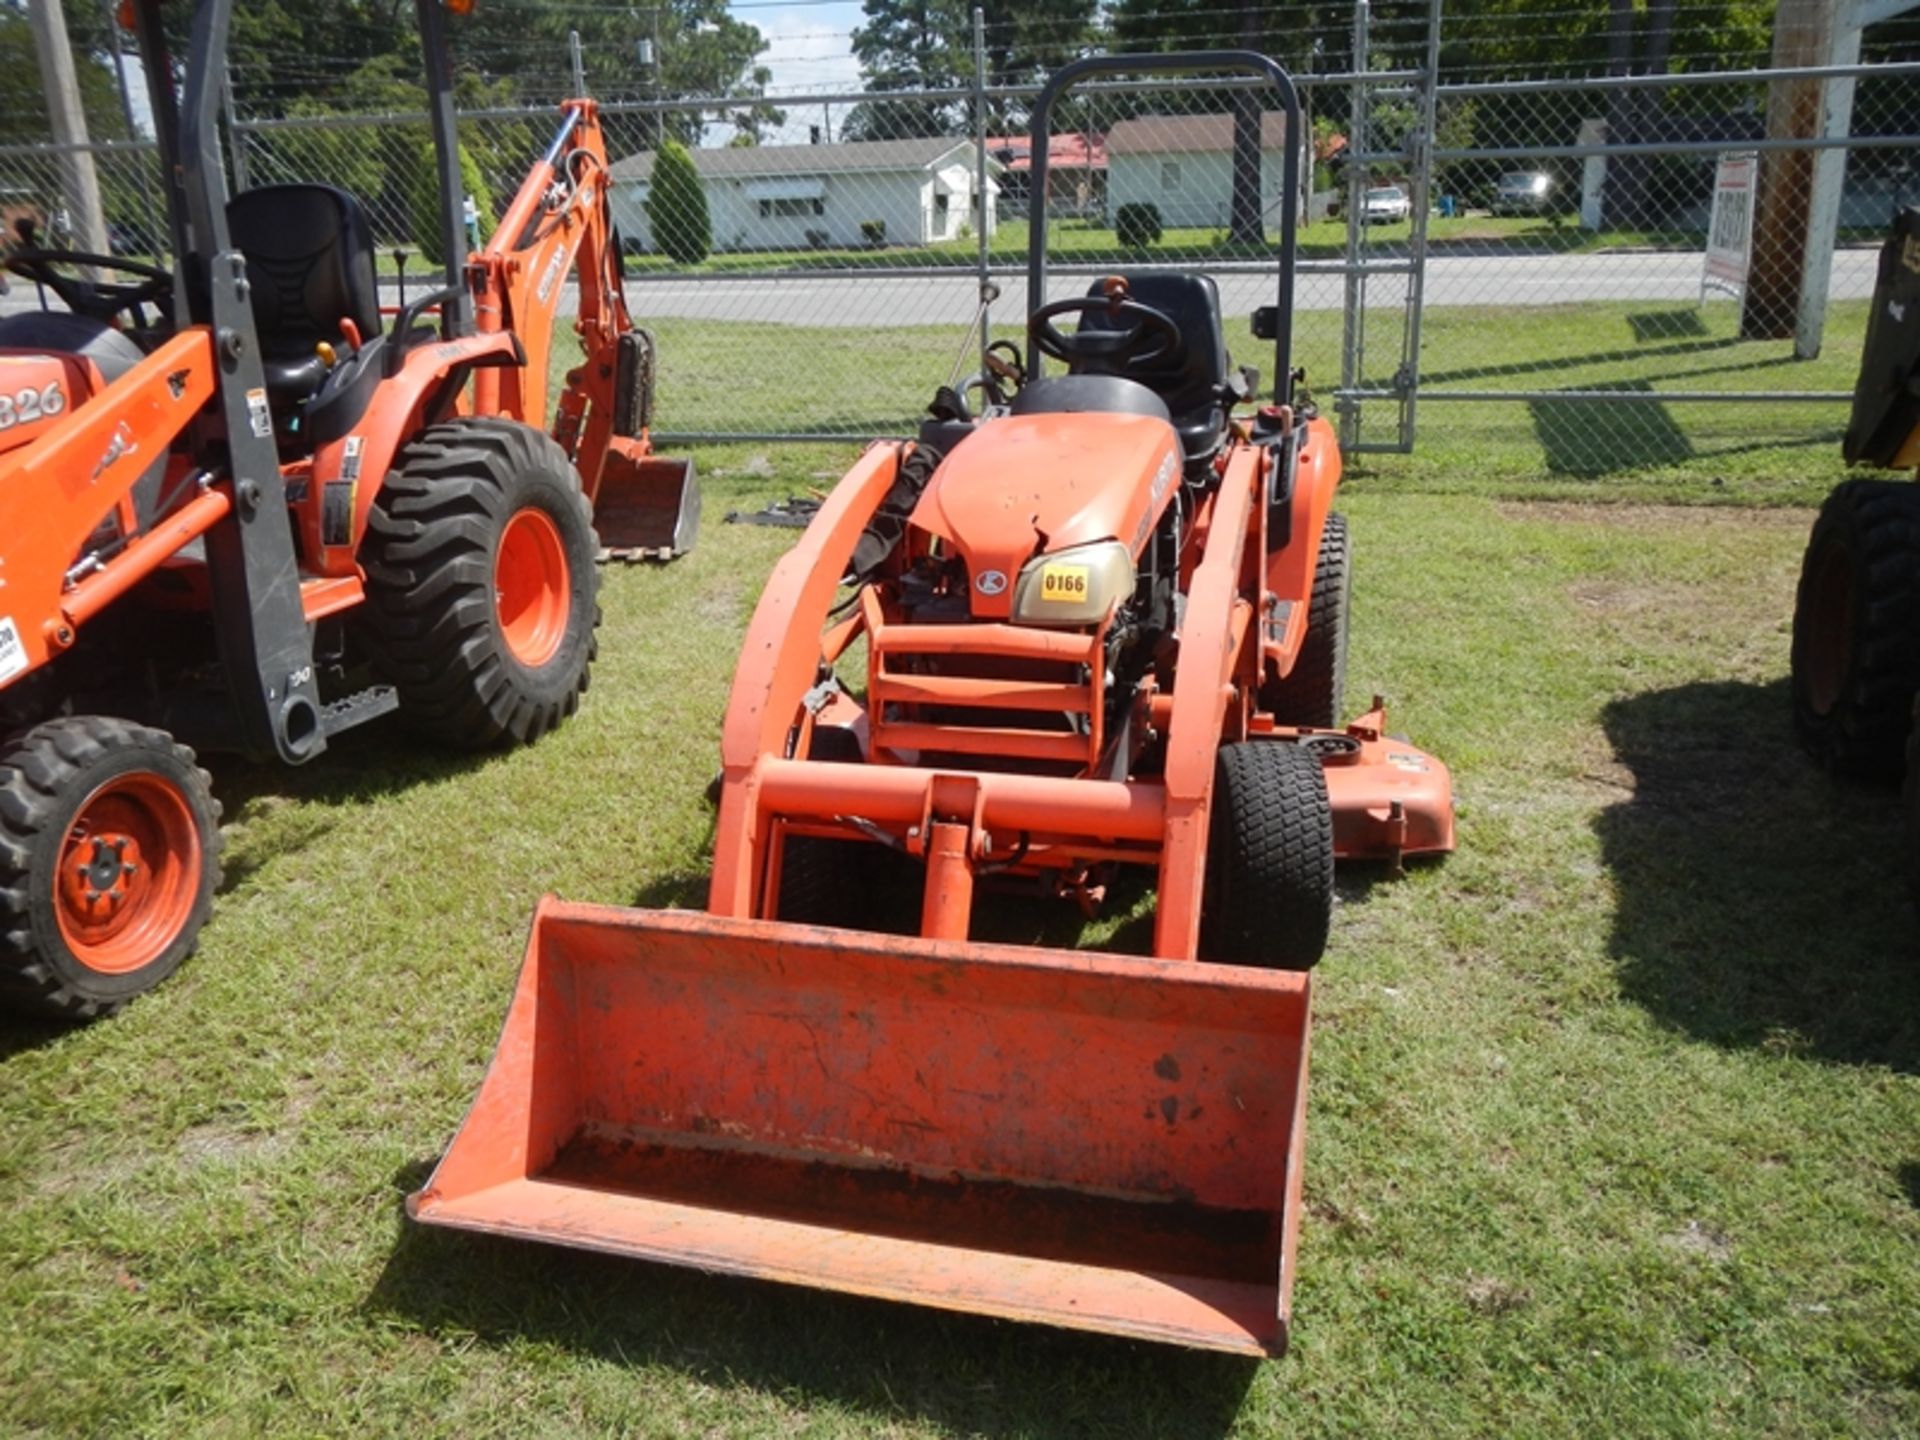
[[1492, 171, 1553, 216], [1362, 184, 1412, 224]]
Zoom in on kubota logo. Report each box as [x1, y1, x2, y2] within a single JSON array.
[[974, 570, 1007, 596]]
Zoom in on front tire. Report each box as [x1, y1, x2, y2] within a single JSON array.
[[1200, 740, 1334, 972], [0, 717, 220, 1020], [1790, 479, 1920, 781], [363, 418, 601, 749], [1261, 513, 1351, 728]]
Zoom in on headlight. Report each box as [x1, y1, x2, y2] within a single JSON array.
[[1009, 540, 1136, 626]]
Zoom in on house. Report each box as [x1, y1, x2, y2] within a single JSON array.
[[607, 137, 999, 253], [986, 133, 1107, 220], [1105, 112, 1292, 231]]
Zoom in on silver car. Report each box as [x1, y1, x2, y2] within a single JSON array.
[[1492, 171, 1553, 216], [1362, 185, 1412, 224]]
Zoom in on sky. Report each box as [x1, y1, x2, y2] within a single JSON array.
[[742, 0, 866, 97]]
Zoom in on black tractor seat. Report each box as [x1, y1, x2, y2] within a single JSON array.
[[1075, 272, 1236, 465], [226, 183, 386, 446]]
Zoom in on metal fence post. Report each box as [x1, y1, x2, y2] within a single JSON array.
[[1395, 0, 1444, 451], [973, 7, 993, 359], [1338, 0, 1371, 451]]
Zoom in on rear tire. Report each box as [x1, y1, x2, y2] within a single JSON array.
[[0, 717, 220, 1020], [1200, 740, 1334, 972], [1790, 479, 1920, 781], [1261, 513, 1350, 728], [362, 418, 600, 749]]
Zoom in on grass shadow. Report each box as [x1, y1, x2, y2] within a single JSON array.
[[0, 1013, 77, 1062], [1419, 334, 1740, 389], [206, 725, 480, 893], [1597, 679, 1920, 1072], [368, 1202, 1258, 1439], [1530, 381, 1693, 475], [1626, 309, 1711, 342]]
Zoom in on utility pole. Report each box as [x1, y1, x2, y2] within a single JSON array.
[[27, 0, 111, 260]]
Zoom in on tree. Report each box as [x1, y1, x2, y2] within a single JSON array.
[[646, 138, 709, 265], [844, 0, 1099, 139], [410, 138, 491, 264]]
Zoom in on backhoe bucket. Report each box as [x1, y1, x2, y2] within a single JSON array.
[[591, 441, 700, 560], [410, 899, 1313, 1355]]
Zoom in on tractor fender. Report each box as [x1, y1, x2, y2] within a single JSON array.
[[307, 331, 521, 573], [1262, 414, 1343, 677]]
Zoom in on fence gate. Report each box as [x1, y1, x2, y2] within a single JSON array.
[[1332, 0, 1439, 456]]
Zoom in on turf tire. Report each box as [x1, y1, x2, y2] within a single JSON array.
[[1790, 479, 1920, 781], [1200, 740, 1334, 972], [363, 418, 600, 748], [0, 717, 220, 1020], [1261, 512, 1351, 728]]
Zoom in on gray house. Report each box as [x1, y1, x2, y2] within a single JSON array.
[[608, 138, 999, 253]]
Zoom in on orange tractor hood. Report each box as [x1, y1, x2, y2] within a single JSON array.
[[911, 411, 1182, 620]]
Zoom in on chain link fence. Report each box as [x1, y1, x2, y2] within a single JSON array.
[[3, 1, 1917, 473]]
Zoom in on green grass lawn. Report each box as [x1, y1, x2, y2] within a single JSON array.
[[645, 296, 1867, 505], [3, 434, 1918, 1433]]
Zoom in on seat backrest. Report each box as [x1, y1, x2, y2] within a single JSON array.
[[1078, 272, 1230, 418], [226, 184, 381, 359]]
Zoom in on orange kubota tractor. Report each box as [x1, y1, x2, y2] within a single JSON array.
[[0, 0, 694, 1019], [411, 53, 1455, 1356]]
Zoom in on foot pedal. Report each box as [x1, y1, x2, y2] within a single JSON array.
[[613, 329, 656, 437], [321, 685, 400, 738]]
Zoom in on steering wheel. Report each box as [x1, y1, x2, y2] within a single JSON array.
[[3, 248, 172, 327], [1028, 286, 1182, 373]]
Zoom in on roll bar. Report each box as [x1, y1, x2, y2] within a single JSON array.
[[1024, 52, 1302, 406]]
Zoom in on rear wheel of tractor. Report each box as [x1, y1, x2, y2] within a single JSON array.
[[1790, 479, 1920, 781], [1200, 740, 1334, 972], [363, 418, 601, 749], [0, 717, 220, 1020], [1260, 512, 1350, 728], [1907, 707, 1920, 914]]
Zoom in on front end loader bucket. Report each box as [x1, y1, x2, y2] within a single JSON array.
[[411, 899, 1312, 1355], [591, 441, 700, 560]]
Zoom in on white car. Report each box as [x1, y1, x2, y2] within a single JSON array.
[[1362, 185, 1412, 225]]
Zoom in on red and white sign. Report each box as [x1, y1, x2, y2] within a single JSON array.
[[1702, 152, 1758, 299]]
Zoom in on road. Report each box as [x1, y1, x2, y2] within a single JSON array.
[[1, 247, 1881, 328]]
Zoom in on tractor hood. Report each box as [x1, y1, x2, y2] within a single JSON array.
[[911, 411, 1182, 621]]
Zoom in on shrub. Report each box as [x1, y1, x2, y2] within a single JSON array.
[[1116, 202, 1163, 250], [410, 140, 491, 266], [646, 138, 711, 265], [805, 228, 830, 250], [860, 218, 886, 248]]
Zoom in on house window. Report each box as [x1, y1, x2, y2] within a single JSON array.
[[934, 193, 950, 226], [1161, 161, 1181, 191], [758, 196, 824, 218]]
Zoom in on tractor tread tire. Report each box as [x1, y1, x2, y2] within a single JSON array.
[[0, 717, 220, 1021], [1262, 512, 1351, 728], [1790, 478, 1920, 780], [1201, 740, 1335, 972], [362, 417, 600, 750]]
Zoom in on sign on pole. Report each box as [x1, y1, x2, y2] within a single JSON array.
[[1702, 152, 1758, 301]]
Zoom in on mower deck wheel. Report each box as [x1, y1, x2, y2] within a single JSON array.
[[362, 418, 601, 749], [1790, 479, 1920, 781], [1200, 739, 1334, 971], [1261, 512, 1350, 728], [0, 717, 220, 1020]]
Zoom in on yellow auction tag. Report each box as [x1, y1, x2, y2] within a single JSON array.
[[1040, 564, 1090, 603]]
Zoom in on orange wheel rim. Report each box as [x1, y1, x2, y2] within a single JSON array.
[[495, 506, 569, 668], [1804, 538, 1853, 717], [54, 772, 201, 975]]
